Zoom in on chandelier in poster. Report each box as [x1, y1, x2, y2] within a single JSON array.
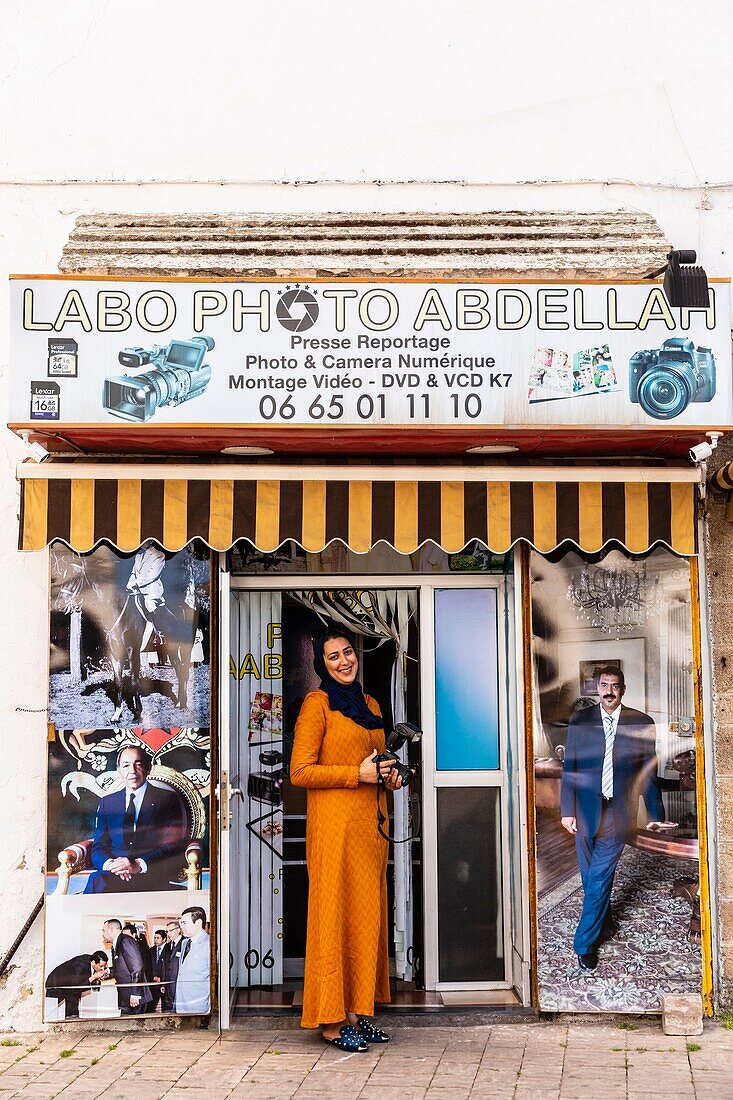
[[10, 278, 732, 428]]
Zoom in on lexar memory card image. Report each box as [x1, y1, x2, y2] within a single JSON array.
[[30, 381, 60, 420]]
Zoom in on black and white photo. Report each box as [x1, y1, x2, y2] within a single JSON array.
[[50, 542, 210, 729]]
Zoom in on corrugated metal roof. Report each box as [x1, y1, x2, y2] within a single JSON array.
[[60, 211, 670, 279]]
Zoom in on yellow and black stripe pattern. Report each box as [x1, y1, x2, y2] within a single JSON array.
[[711, 462, 733, 494], [19, 477, 698, 556]]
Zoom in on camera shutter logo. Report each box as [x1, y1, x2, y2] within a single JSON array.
[[276, 286, 319, 333]]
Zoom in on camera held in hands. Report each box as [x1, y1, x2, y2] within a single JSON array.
[[629, 337, 716, 420], [103, 336, 215, 422], [374, 721, 422, 787]]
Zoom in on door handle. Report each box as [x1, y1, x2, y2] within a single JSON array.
[[219, 771, 242, 830]]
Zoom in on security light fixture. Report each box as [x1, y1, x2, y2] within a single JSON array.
[[646, 250, 709, 308]]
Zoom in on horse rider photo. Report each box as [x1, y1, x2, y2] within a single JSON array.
[[127, 540, 168, 650]]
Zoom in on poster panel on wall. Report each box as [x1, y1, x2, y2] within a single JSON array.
[[44, 543, 212, 1020], [531, 546, 701, 1012], [9, 278, 733, 432], [49, 542, 210, 728]]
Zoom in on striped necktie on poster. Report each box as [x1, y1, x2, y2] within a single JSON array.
[[602, 715, 615, 798]]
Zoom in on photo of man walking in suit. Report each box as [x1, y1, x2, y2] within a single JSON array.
[[45, 951, 109, 1019], [84, 744, 184, 893], [102, 918, 152, 1015], [561, 666, 677, 972]]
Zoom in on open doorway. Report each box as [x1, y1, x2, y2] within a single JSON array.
[[227, 587, 422, 1014]]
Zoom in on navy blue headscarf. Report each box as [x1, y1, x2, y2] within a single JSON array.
[[313, 627, 384, 731]]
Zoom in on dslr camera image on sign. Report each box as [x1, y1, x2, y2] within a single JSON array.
[[629, 337, 715, 420]]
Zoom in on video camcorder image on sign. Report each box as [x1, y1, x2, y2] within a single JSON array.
[[628, 337, 716, 420], [103, 336, 214, 422]]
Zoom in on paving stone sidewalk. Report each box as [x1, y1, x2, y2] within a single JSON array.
[[0, 1018, 730, 1099]]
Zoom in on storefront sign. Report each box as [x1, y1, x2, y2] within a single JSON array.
[[9, 278, 732, 430]]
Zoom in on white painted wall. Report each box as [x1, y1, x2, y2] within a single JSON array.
[[1, 0, 732, 1029], [3, 1, 733, 186]]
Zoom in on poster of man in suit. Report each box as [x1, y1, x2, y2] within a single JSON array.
[[84, 744, 185, 893], [46, 727, 210, 895], [162, 919, 186, 1013], [43, 903, 210, 1021], [43, 543, 213, 1021], [44, 723, 212, 1019], [531, 547, 702, 1013], [149, 928, 168, 1011], [560, 667, 676, 971], [102, 918, 153, 1015], [174, 906, 211, 1015]]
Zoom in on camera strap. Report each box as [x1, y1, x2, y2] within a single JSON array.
[[376, 784, 421, 844]]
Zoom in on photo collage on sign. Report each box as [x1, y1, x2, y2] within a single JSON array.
[[527, 344, 618, 403], [45, 542, 211, 1021], [530, 547, 701, 1013]]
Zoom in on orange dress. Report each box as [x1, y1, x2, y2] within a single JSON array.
[[290, 690, 391, 1028]]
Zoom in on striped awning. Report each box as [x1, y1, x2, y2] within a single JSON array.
[[17, 466, 699, 557], [711, 462, 733, 494]]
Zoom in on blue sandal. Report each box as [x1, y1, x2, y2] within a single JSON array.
[[322, 1025, 368, 1052], [357, 1017, 390, 1043]]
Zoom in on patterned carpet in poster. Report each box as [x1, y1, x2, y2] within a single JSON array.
[[538, 847, 701, 1012]]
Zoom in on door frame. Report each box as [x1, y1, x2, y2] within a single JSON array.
[[217, 562, 234, 1030], [418, 575, 518, 992], [219, 568, 531, 1019]]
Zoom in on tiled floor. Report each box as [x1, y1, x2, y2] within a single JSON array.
[[0, 1018, 728, 1098]]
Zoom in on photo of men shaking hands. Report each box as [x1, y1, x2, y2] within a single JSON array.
[[44, 907, 210, 1020]]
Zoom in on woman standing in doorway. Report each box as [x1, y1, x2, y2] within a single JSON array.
[[290, 626, 401, 1052]]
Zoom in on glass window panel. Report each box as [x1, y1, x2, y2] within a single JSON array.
[[229, 539, 508, 575], [437, 787, 504, 982], [530, 546, 699, 1013], [435, 588, 500, 770]]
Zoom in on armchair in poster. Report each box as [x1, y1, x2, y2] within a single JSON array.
[[44, 543, 213, 1021]]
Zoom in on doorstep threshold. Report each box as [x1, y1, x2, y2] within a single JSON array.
[[235, 988, 522, 1010], [232, 988, 537, 1028], [229, 1006, 538, 1029]]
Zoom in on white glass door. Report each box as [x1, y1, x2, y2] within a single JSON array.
[[505, 559, 531, 1002], [421, 577, 520, 993]]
